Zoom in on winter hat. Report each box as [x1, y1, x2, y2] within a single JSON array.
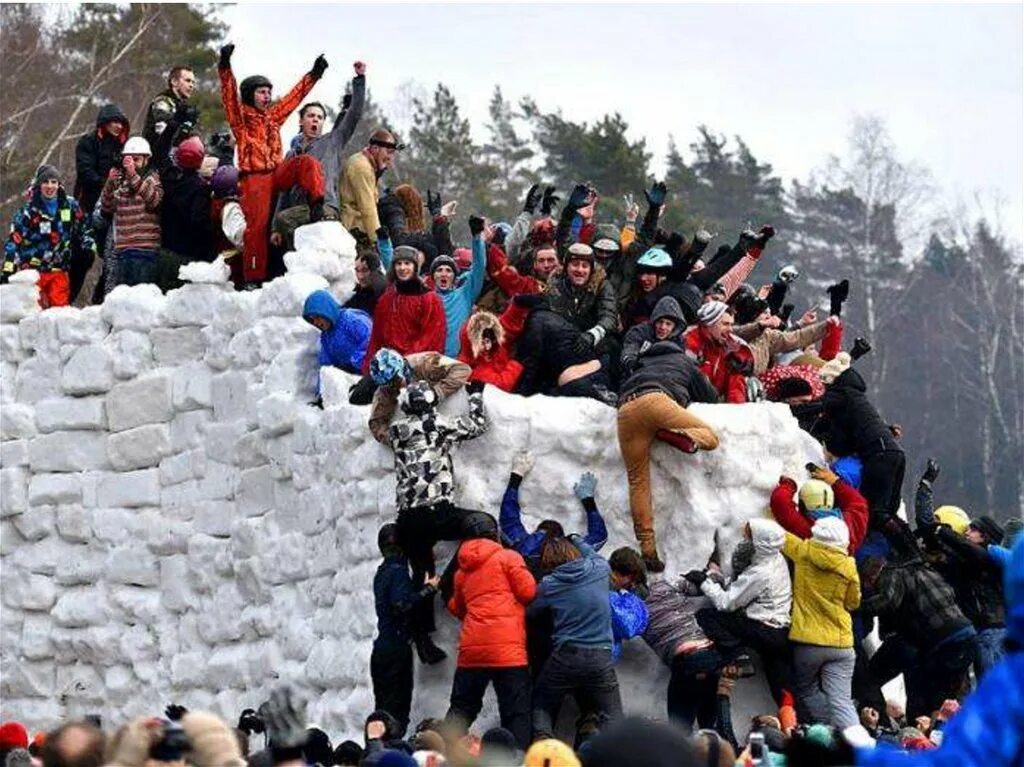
[[933, 505, 970, 535], [452, 247, 472, 272], [593, 224, 620, 248], [799, 479, 836, 515], [969, 515, 1004, 545], [811, 516, 850, 551], [697, 300, 728, 326], [578, 718, 697, 767], [0, 723, 28, 751], [370, 348, 411, 386], [803, 723, 835, 749], [123, 136, 152, 156], [818, 352, 852, 384], [174, 136, 205, 170], [34, 164, 60, 185], [210, 165, 239, 198], [391, 245, 420, 265], [303, 728, 332, 767], [430, 254, 457, 275], [524, 739, 579, 767], [564, 242, 594, 264]]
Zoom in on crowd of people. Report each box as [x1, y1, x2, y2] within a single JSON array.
[[2, 47, 1022, 767]]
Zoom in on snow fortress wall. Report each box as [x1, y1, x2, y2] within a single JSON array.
[[0, 223, 822, 737]]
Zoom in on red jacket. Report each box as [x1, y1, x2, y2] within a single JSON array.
[[769, 476, 868, 554], [362, 280, 446, 373], [486, 243, 544, 298], [683, 325, 754, 403], [457, 301, 530, 392], [448, 538, 536, 668]]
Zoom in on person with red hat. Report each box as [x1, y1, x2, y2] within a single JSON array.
[[155, 132, 212, 290], [218, 43, 328, 286], [0, 721, 29, 763]]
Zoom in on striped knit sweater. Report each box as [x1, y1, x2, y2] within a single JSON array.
[[101, 169, 163, 251]]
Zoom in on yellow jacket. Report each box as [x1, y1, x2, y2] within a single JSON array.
[[782, 519, 861, 648], [339, 150, 380, 235]]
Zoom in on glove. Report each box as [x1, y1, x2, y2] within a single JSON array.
[[683, 570, 707, 587], [573, 471, 597, 501], [644, 181, 668, 208], [777, 264, 800, 283], [512, 293, 545, 309], [850, 336, 872, 361], [310, 54, 329, 79], [426, 189, 442, 217], [165, 704, 187, 722], [218, 43, 235, 70], [757, 224, 776, 244], [572, 332, 594, 357], [523, 183, 542, 214], [263, 686, 307, 749], [308, 396, 324, 410], [922, 458, 940, 483], [469, 215, 486, 236], [492, 225, 508, 246], [375, 226, 389, 241], [511, 450, 534, 478], [465, 380, 485, 395], [567, 183, 591, 211], [540, 185, 560, 216]]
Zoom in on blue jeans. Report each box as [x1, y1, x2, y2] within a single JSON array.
[[532, 643, 622, 739], [117, 248, 158, 287], [974, 627, 1006, 679]]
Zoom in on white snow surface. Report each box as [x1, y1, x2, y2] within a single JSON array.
[[0, 224, 822, 738]]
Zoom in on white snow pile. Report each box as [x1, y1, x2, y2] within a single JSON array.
[[0, 220, 821, 736]]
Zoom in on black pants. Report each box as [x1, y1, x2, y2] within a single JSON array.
[[532, 644, 622, 740], [696, 608, 792, 705], [905, 634, 976, 720], [446, 666, 532, 750], [667, 651, 720, 733], [527, 608, 555, 682], [396, 502, 474, 636], [860, 448, 906, 526], [370, 642, 413, 739]]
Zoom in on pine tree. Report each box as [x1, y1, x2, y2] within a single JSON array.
[[482, 86, 535, 218]]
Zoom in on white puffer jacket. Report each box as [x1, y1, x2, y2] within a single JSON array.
[[701, 518, 793, 628]]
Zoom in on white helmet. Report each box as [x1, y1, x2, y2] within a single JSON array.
[[123, 136, 152, 156]]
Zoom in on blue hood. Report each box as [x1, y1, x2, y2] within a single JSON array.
[[303, 289, 341, 326]]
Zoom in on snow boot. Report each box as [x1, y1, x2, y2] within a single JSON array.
[[414, 634, 447, 665], [827, 279, 850, 316], [641, 547, 666, 574], [656, 429, 698, 454], [850, 336, 872, 361]]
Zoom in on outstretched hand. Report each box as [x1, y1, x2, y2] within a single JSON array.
[[523, 183, 543, 214], [311, 54, 329, 79], [354, 61, 366, 76], [218, 43, 235, 69], [644, 181, 668, 208], [573, 471, 597, 500], [567, 184, 591, 211], [540, 185, 560, 216], [426, 189, 442, 217], [922, 458, 940, 483]]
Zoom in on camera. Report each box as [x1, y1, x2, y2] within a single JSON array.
[[238, 709, 266, 736], [150, 721, 189, 762]]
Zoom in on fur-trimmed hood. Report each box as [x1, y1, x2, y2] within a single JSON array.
[[464, 310, 504, 360]]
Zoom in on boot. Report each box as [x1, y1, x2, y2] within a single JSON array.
[[827, 279, 850, 316], [850, 336, 872, 361], [308, 198, 326, 224], [656, 429, 698, 454], [414, 634, 447, 665], [642, 551, 666, 574]]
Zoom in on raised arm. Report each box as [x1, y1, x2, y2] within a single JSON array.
[[269, 55, 326, 122], [329, 63, 366, 150], [217, 45, 242, 137]]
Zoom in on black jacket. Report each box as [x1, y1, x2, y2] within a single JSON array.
[[515, 305, 598, 396], [74, 104, 129, 214], [545, 265, 618, 340], [812, 367, 900, 456], [619, 297, 719, 407], [160, 169, 212, 262]]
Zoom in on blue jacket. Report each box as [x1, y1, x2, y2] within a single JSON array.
[[855, 537, 1024, 767], [499, 483, 608, 560], [373, 555, 428, 650], [528, 537, 613, 649], [610, 590, 649, 660], [831, 455, 863, 489], [303, 290, 372, 390]]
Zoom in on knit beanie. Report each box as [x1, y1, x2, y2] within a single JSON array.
[[430, 254, 457, 275], [452, 247, 472, 271], [0, 723, 28, 751], [174, 136, 205, 170], [818, 351, 852, 385], [34, 165, 60, 185], [697, 300, 728, 326], [969, 515, 1004, 545]]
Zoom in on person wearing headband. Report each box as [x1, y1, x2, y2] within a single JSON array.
[[340, 127, 405, 252]]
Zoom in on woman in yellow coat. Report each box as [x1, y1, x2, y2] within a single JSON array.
[[781, 516, 861, 730]]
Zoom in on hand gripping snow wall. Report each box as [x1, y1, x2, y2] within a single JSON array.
[[0, 223, 823, 736]]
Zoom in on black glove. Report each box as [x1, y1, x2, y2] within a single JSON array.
[[683, 570, 707, 587], [465, 380, 485, 395], [512, 293, 545, 309], [492, 225, 508, 246], [427, 189, 442, 217], [175, 102, 199, 125], [375, 226, 389, 241], [567, 184, 591, 211], [523, 183, 542, 214], [850, 336, 872, 361], [922, 458, 940, 484], [469, 215, 486, 236], [165, 704, 187, 722], [308, 396, 324, 410], [237, 709, 265, 735], [540, 185, 560, 216], [218, 43, 235, 70], [572, 332, 594, 357], [756, 224, 776, 247], [310, 54, 329, 79], [644, 181, 668, 208], [665, 231, 685, 257]]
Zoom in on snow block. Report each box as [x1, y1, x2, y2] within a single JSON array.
[[105, 330, 154, 379], [255, 272, 329, 318], [107, 424, 172, 471], [257, 392, 297, 437], [179, 257, 231, 284], [1, 403, 37, 440], [0, 273, 41, 323], [15, 355, 61, 404], [151, 326, 206, 366], [1, 324, 27, 363], [12, 505, 54, 541], [172, 362, 213, 411], [35, 396, 106, 432], [106, 370, 174, 432], [212, 370, 249, 422], [0, 439, 29, 467], [56, 506, 92, 543], [28, 432, 110, 472], [2, 571, 57, 611], [1, 466, 29, 517], [283, 250, 345, 281], [28, 474, 82, 505], [96, 469, 160, 508], [164, 283, 231, 327], [60, 343, 115, 395], [100, 284, 166, 330]]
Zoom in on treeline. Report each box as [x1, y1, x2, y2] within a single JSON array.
[[2, 3, 1021, 516]]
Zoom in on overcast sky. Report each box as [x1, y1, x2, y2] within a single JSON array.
[[221, 2, 1023, 246]]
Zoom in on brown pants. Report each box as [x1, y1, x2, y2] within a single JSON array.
[[617, 392, 719, 555]]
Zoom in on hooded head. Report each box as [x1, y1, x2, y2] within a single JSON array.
[[465, 311, 504, 359], [302, 290, 341, 331], [818, 352, 852, 385], [650, 296, 686, 341], [94, 103, 129, 139], [377, 523, 402, 558], [811, 516, 850, 551], [398, 380, 437, 416], [968, 515, 1004, 545], [370, 348, 412, 386], [748, 518, 785, 559]]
